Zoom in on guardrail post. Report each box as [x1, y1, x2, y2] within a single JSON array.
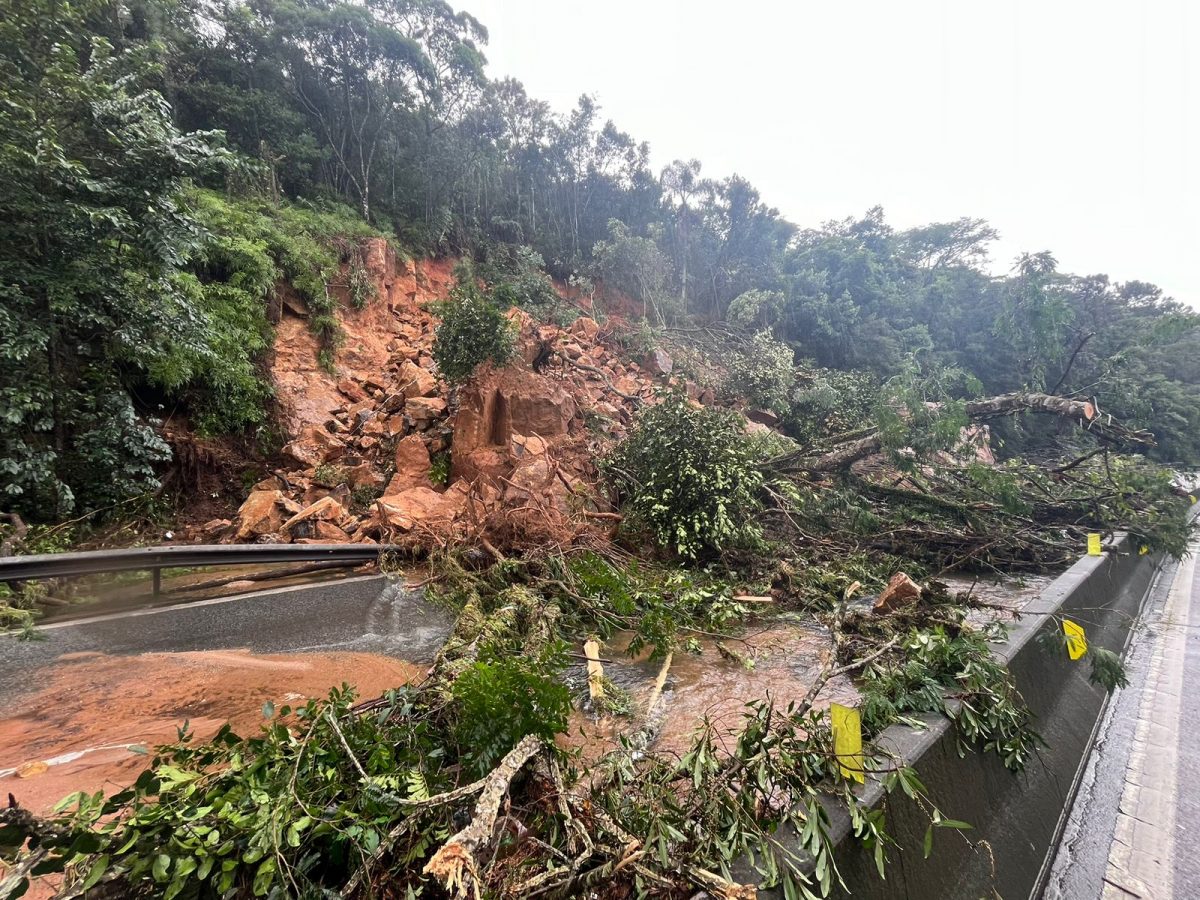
[[152, 567, 161, 599]]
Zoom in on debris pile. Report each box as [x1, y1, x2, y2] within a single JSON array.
[[213, 242, 692, 552]]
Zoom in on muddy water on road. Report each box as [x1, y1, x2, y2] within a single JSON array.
[[0, 649, 423, 815], [563, 619, 860, 761], [0, 578, 448, 816]]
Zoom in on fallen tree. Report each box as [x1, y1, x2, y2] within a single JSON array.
[[770, 391, 1155, 475]]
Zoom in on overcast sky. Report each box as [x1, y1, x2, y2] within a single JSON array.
[[468, 0, 1198, 305]]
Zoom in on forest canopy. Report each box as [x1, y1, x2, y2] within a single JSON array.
[[2, 0, 1198, 519]]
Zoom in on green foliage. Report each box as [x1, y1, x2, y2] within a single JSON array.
[[592, 219, 676, 324], [0, 0, 227, 517], [1, 686, 458, 899], [861, 624, 1042, 770], [451, 644, 571, 777], [474, 243, 572, 323], [1089, 646, 1130, 692], [605, 391, 766, 558], [875, 365, 981, 464], [786, 367, 879, 443], [431, 277, 517, 383], [728, 289, 786, 331], [722, 329, 795, 413], [429, 451, 451, 486]]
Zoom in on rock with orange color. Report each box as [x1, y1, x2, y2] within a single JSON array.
[[376, 486, 466, 531], [312, 520, 352, 542], [874, 573, 922, 614], [388, 435, 432, 493], [451, 369, 576, 482], [281, 495, 347, 535], [511, 433, 548, 459], [571, 317, 601, 342], [343, 462, 386, 490], [613, 375, 640, 397], [234, 490, 287, 540], [283, 425, 345, 468], [406, 396, 447, 423], [397, 360, 437, 399], [361, 237, 395, 284], [337, 378, 368, 402]]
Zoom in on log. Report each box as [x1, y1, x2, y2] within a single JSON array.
[[423, 734, 545, 898]]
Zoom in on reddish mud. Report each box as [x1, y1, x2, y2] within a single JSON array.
[[564, 621, 859, 761], [0, 650, 422, 815]]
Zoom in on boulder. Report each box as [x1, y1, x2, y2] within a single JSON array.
[[874, 573, 922, 614], [337, 378, 368, 402], [280, 495, 348, 534], [397, 360, 437, 399], [571, 317, 601, 343], [283, 425, 345, 468], [389, 435, 432, 492], [511, 433, 548, 459], [613, 375, 640, 397], [406, 396, 447, 423], [376, 485, 466, 531], [642, 348, 673, 376], [746, 408, 781, 427], [343, 462, 386, 490], [234, 490, 286, 540]]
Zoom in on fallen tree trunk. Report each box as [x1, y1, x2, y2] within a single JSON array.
[[771, 390, 1154, 474]]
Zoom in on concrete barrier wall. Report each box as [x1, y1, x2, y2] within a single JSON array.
[[753, 535, 1162, 899]]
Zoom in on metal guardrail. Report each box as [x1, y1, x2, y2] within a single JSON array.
[[0, 543, 401, 597]]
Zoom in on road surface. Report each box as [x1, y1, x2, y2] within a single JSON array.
[[1044, 538, 1200, 899]]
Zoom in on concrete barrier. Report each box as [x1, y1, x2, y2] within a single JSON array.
[[752, 534, 1163, 899]]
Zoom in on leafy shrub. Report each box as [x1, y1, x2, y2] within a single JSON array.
[[4, 687, 453, 899], [604, 391, 765, 558], [451, 644, 571, 777], [722, 329, 795, 414], [432, 279, 517, 382]]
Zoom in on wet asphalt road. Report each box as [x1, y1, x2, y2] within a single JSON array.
[[1044, 542, 1200, 899], [0, 575, 453, 706]]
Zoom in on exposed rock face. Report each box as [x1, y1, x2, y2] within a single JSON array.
[[874, 573, 922, 614], [240, 248, 662, 554], [451, 368, 577, 483]]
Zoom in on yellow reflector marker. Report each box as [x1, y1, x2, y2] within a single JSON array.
[[1087, 533, 1102, 556], [1063, 619, 1088, 660], [1190, 495, 1197, 505], [1140, 545, 1150, 555], [830, 703, 864, 784]]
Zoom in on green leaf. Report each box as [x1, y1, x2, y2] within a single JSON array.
[[151, 853, 171, 883]]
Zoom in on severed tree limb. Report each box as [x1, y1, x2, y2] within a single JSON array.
[[423, 734, 546, 899]]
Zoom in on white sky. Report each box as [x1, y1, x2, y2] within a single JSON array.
[[468, 0, 1198, 305]]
